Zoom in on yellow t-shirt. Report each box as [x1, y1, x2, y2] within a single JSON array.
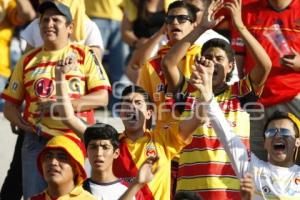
[[2, 44, 111, 137], [138, 44, 201, 129], [29, 186, 96, 200], [0, 0, 23, 78], [114, 122, 192, 200], [85, 0, 124, 21]]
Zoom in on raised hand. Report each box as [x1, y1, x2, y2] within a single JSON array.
[[240, 173, 254, 200], [55, 53, 78, 77], [200, 0, 224, 29], [224, 0, 244, 30], [189, 55, 214, 102], [137, 157, 160, 185]]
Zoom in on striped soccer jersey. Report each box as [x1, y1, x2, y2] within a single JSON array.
[[2, 43, 111, 137], [174, 76, 260, 199]]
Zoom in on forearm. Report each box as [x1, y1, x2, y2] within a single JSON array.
[[3, 102, 33, 132], [237, 24, 271, 88], [121, 16, 138, 47], [119, 182, 144, 200], [207, 98, 249, 177], [71, 90, 109, 112], [16, 0, 36, 23], [162, 26, 206, 91]]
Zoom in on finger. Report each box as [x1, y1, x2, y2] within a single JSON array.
[[281, 58, 294, 65]]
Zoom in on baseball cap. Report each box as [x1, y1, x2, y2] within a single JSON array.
[[38, 0, 72, 23], [37, 133, 87, 185]]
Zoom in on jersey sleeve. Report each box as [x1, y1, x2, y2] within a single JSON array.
[[84, 49, 111, 93], [207, 98, 250, 178], [1, 57, 25, 105], [155, 122, 192, 160]]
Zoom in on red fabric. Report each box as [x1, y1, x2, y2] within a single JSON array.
[[113, 139, 155, 200], [231, 0, 300, 106]]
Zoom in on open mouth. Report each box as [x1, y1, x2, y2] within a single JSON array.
[[171, 28, 181, 33], [126, 113, 137, 122], [273, 142, 286, 151]]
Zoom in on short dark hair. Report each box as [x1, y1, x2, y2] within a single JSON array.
[[174, 191, 202, 200], [263, 111, 300, 139], [201, 38, 235, 82], [167, 0, 199, 23], [84, 123, 120, 150], [121, 85, 153, 105]]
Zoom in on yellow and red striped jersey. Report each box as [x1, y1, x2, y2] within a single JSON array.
[[2, 44, 111, 137], [113, 122, 192, 200], [138, 44, 201, 129], [174, 76, 262, 199]]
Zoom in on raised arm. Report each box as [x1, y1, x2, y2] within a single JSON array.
[[161, 0, 224, 92], [54, 58, 87, 138], [189, 55, 250, 177], [225, 0, 271, 91]]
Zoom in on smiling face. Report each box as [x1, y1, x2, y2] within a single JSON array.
[[166, 7, 195, 44], [264, 119, 300, 167], [202, 47, 234, 89], [119, 92, 152, 134], [42, 149, 75, 186], [39, 8, 73, 49], [87, 139, 119, 173]]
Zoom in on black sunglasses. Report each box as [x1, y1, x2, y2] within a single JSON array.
[[165, 15, 192, 24]]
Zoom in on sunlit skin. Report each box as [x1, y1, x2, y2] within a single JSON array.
[[39, 8, 73, 50], [42, 149, 76, 196], [87, 140, 120, 183], [119, 93, 153, 142], [264, 119, 300, 167], [202, 47, 234, 94], [166, 7, 196, 45]]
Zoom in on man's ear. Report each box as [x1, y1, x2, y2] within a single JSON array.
[[145, 107, 153, 120], [67, 21, 74, 36], [113, 148, 120, 159]]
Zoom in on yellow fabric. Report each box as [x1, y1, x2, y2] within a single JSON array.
[[37, 133, 87, 185], [176, 77, 254, 196], [120, 122, 192, 200], [2, 44, 111, 136], [123, 0, 176, 22], [138, 44, 201, 129], [288, 112, 300, 136], [29, 186, 96, 200], [0, 0, 23, 77], [85, 0, 124, 21]]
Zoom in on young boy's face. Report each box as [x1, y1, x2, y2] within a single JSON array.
[[87, 139, 119, 172], [202, 47, 233, 87], [264, 118, 300, 166], [166, 7, 195, 44], [120, 92, 152, 134], [42, 149, 75, 185]]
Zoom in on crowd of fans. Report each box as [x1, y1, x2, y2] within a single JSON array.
[[0, 0, 300, 200]]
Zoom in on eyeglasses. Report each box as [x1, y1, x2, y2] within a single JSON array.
[[165, 15, 192, 24], [264, 128, 294, 138]]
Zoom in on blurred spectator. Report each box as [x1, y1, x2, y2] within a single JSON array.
[[231, 0, 300, 163], [84, 0, 129, 115], [0, 1, 35, 199]]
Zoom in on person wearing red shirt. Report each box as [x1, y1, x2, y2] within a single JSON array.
[[231, 0, 300, 162]]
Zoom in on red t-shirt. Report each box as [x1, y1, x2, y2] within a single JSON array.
[[231, 0, 300, 106]]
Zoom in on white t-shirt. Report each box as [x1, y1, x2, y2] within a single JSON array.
[[207, 99, 300, 200], [89, 179, 135, 200], [20, 18, 104, 50]]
